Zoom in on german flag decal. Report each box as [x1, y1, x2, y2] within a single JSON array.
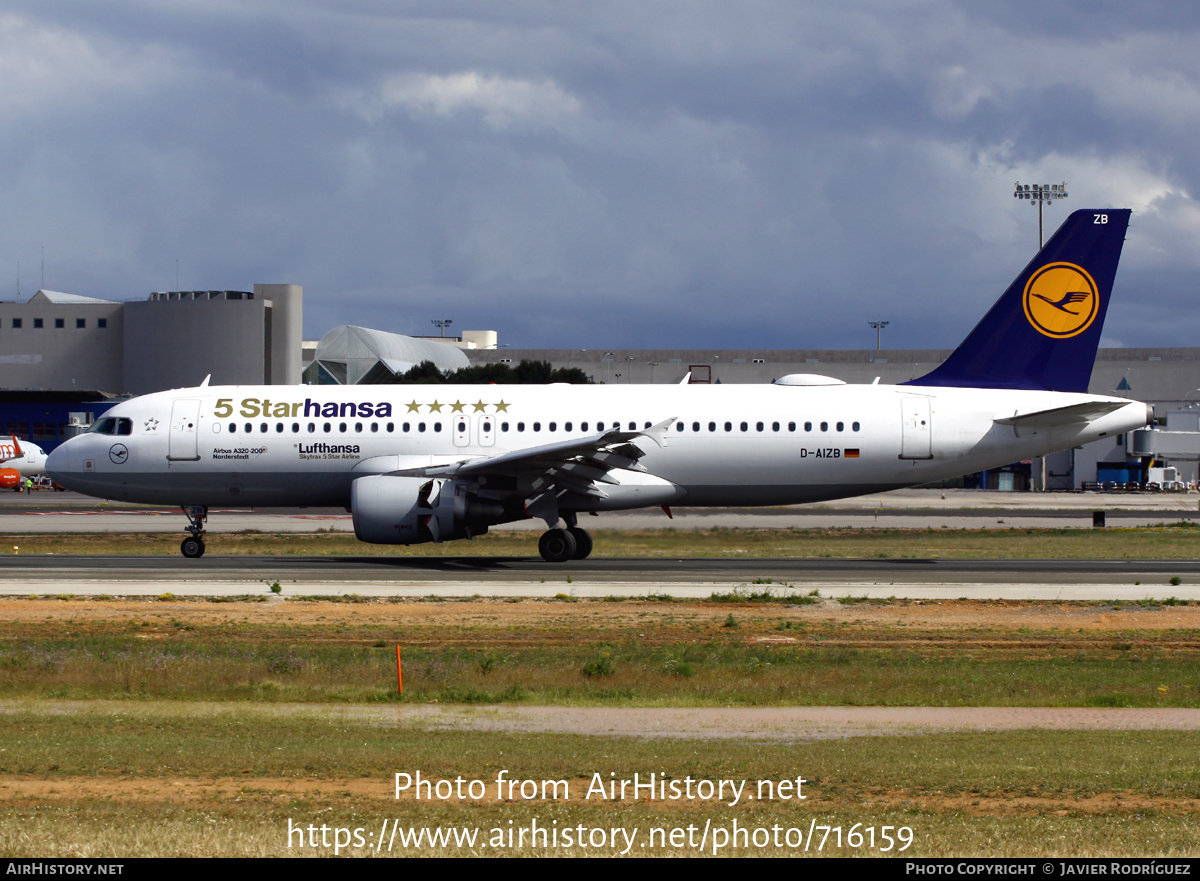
[[844, 449, 860, 458]]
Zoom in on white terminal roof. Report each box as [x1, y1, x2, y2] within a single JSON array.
[[29, 289, 115, 305], [313, 325, 470, 384]]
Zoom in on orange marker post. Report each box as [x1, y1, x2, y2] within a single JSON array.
[[396, 646, 403, 694]]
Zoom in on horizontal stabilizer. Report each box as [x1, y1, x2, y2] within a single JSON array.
[[994, 400, 1127, 429]]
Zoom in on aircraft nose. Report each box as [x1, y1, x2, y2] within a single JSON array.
[[46, 441, 76, 483]]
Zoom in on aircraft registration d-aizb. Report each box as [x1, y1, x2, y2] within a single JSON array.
[[49, 209, 1151, 562]]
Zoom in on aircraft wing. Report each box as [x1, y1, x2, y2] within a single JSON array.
[[993, 400, 1128, 429], [389, 417, 677, 523]]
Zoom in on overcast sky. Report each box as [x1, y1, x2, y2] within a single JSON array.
[[2, 1, 1198, 351]]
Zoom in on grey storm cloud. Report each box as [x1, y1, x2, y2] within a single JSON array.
[[1, 1, 1198, 352]]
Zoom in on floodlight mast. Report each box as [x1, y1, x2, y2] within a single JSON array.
[[431, 319, 453, 338], [868, 320, 889, 351], [1014, 181, 1068, 248]]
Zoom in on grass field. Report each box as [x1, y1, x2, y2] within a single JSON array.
[[6, 522, 1200, 557], [1, 596, 1199, 707], [5, 524, 1200, 857], [2, 704, 1199, 857]]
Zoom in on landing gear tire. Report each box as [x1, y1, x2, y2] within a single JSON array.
[[538, 528, 578, 563], [180, 537, 205, 559], [567, 527, 593, 560]]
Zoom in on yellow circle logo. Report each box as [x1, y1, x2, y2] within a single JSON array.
[[1022, 262, 1099, 339]]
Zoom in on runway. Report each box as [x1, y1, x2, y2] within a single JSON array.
[[4, 489, 1199, 599], [2, 554, 1198, 600]]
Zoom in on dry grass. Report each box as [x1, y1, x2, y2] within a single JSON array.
[[2, 597, 1200, 706], [1, 705, 1199, 856], [6, 523, 1200, 557]]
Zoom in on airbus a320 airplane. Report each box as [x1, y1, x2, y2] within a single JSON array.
[[0, 436, 48, 489], [48, 209, 1151, 562]]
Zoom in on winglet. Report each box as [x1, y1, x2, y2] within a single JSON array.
[[910, 209, 1131, 393], [638, 417, 677, 449]]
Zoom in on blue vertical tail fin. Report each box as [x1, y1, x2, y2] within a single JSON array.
[[911, 208, 1130, 393]]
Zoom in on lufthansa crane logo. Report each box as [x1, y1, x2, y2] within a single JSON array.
[[1022, 262, 1099, 339]]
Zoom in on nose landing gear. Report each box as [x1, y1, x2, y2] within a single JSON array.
[[180, 505, 208, 558]]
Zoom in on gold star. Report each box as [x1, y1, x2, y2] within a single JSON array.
[[493, 400, 509, 412], [428, 400, 443, 412], [451, 401, 465, 413], [407, 401, 421, 413], [472, 400, 488, 412]]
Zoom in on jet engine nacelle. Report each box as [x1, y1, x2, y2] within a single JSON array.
[[351, 475, 501, 545]]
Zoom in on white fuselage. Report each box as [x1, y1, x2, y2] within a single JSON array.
[[0, 438, 47, 477], [47, 382, 1151, 511]]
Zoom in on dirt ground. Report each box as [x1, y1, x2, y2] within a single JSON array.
[[2, 772, 1198, 818], [5, 595, 1199, 637]]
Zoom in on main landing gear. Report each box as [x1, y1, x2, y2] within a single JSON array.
[[537, 514, 593, 563], [180, 505, 207, 558]]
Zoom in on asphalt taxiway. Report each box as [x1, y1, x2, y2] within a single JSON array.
[[1, 555, 1197, 600], [3, 489, 1198, 599]]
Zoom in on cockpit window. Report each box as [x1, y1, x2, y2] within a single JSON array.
[[89, 417, 132, 436]]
